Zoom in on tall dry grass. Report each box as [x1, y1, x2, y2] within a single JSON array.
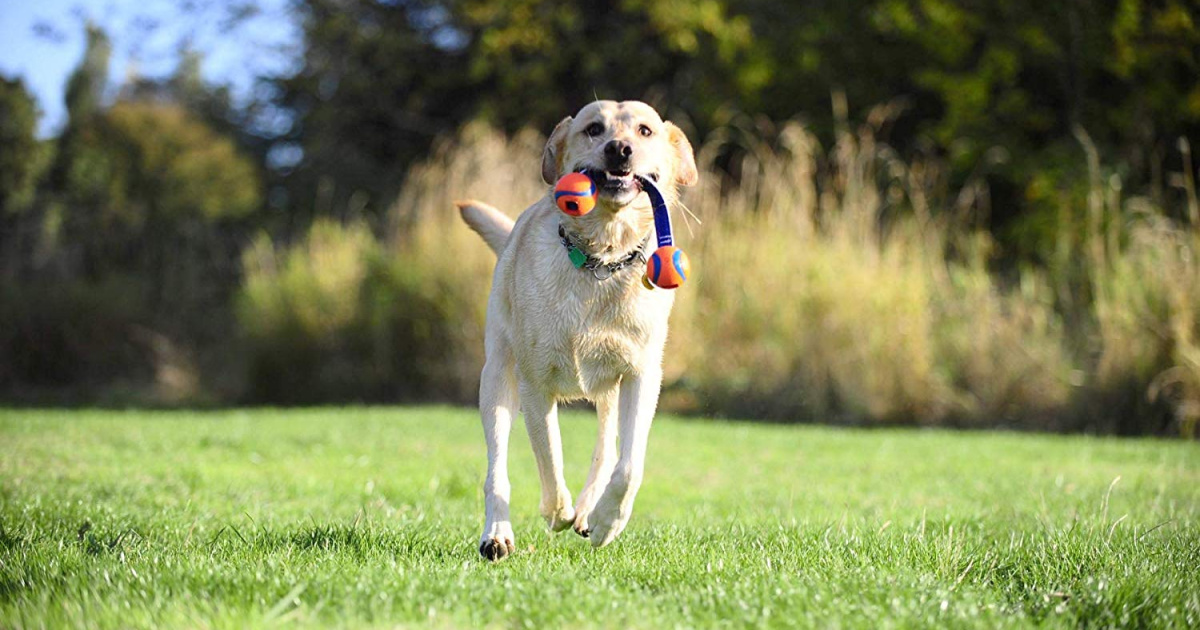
[[665, 115, 1072, 426], [237, 117, 1200, 435], [1068, 133, 1200, 435]]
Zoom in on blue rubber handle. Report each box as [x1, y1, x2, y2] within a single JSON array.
[[637, 176, 673, 248]]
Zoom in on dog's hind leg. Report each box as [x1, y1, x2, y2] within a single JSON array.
[[572, 389, 619, 537], [519, 383, 575, 532], [479, 353, 519, 561]]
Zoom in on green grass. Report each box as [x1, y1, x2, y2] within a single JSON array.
[[1, 407, 1197, 628]]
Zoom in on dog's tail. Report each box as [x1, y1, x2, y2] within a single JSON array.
[[456, 199, 514, 255]]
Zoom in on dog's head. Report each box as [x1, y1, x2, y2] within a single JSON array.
[[542, 101, 698, 209]]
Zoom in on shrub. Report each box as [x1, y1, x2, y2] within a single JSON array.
[[0, 279, 199, 403], [237, 219, 481, 403]]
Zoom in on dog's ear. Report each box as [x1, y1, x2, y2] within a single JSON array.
[[542, 116, 573, 184], [666, 122, 698, 187]]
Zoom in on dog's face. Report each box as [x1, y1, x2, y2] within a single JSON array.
[[542, 101, 698, 208]]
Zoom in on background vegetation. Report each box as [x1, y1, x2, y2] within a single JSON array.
[[2, 1, 1200, 435]]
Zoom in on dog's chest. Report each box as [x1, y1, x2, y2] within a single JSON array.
[[514, 268, 671, 397]]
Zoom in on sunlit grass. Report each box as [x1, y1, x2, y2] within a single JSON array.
[[2, 407, 1197, 628]]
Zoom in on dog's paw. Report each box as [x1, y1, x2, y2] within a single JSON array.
[[586, 465, 640, 547], [572, 510, 591, 538], [586, 514, 628, 548], [571, 484, 607, 538], [543, 504, 576, 533], [586, 494, 630, 548], [479, 536, 515, 561], [479, 522, 515, 561]]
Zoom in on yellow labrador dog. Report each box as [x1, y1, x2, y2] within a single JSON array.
[[457, 100, 697, 560]]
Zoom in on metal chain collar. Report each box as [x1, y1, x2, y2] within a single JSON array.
[[558, 225, 650, 280]]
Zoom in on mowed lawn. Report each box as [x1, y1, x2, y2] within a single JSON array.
[[1, 408, 1197, 628]]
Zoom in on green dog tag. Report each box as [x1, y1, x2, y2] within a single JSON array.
[[568, 246, 588, 269]]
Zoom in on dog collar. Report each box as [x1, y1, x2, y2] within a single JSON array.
[[558, 225, 650, 280]]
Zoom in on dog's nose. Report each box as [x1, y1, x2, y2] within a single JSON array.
[[604, 140, 633, 162]]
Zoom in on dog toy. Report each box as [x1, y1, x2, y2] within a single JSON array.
[[646, 245, 689, 289], [554, 172, 596, 216], [639, 175, 690, 290]]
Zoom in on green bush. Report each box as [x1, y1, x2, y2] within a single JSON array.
[[237, 220, 481, 404], [0, 279, 156, 398]]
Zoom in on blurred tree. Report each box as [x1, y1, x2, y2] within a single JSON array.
[[1107, 0, 1200, 195], [456, 0, 764, 130], [0, 76, 41, 216], [120, 46, 279, 230], [101, 101, 262, 309], [0, 76, 45, 283], [101, 102, 261, 226], [296, 1, 1196, 214], [271, 0, 472, 223], [862, 0, 1200, 254], [271, 0, 763, 220], [48, 23, 112, 194], [728, 0, 930, 132], [42, 24, 261, 307], [121, 47, 238, 133], [62, 23, 112, 121], [45, 23, 115, 281]]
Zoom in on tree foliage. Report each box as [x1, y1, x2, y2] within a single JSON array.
[[0, 76, 41, 215], [46, 100, 262, 290], [62, 23, 112, 122], [270, 0, 1200, 228], [101, 102, 261, 224], [271, 0, 765, 217], [34, 22, 262, 314]]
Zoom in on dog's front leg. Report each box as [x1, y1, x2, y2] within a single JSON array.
[[572, 388, 619, 537], [478, 356, 518, 561], [587, 367, 662, 548], [519, 383, 575, 531]]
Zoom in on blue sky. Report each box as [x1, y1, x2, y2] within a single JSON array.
[[0, 0, 298, 137]]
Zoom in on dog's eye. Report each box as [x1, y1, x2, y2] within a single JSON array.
[[585, 123, 604, 138], [638, 124, 653, 137]]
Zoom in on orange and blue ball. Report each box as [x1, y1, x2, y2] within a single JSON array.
[[646, 245, 689, 289], [555, 172, 597, 216]]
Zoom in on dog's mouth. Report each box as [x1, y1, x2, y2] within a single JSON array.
[[580, 168, 659, 197]]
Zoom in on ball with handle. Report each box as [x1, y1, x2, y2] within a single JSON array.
[[554, 172, 596, 216]]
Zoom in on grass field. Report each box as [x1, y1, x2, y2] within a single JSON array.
[[1, 407, 1197, 628]]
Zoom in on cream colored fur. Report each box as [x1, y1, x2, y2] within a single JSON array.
[[457, 100, 697, 559]]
